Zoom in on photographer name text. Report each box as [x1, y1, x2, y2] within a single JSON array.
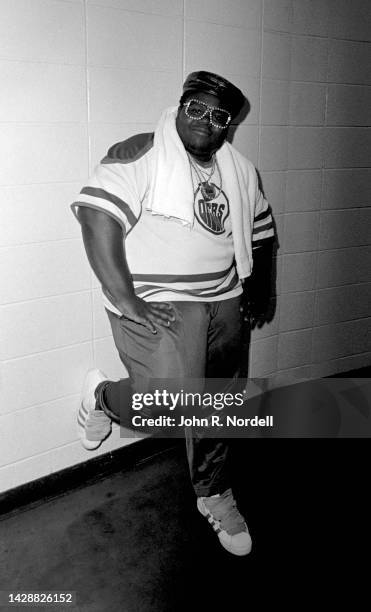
[[131, 414, 273, 428]]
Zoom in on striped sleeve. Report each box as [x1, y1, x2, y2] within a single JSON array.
[[71, 155, 146, 235], [252, 185, 275, 248]]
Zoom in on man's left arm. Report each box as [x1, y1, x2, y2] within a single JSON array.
[[243, 182, 276, 328]]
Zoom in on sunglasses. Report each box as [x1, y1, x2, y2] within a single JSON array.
[[183, 98, 232, 129]]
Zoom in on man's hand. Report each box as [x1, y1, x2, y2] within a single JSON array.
[[242, 294, 276, 329], [119, 296, 176, 334]]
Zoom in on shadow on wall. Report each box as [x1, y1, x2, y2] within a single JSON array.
[[228, 94, 280, 345], [229, 79, 371, 372], [227, 95, 251, 145]]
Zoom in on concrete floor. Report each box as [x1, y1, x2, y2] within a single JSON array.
[[1, 439, 369, 611]]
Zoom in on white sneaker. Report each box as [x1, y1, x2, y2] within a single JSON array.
[[78, 369, 112, 450], [197, 488, 252, 556]]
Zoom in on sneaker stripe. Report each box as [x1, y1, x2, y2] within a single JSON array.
[[80, 404, 90, 417], [205, 513, 222, 533], [197, 495, 251, 555], [79, 409, 91, 423]]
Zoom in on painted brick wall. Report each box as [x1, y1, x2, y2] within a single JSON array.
[[1, 0, 370, 492]]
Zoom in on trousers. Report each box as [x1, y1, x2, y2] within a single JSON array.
[[100, 295, 246, 497]]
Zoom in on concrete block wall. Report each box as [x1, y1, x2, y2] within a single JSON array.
[[0, 0, 370, 492], [250, 0, 371, 380]]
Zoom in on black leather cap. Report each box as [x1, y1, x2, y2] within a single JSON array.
[[182, 71, 245, 117]]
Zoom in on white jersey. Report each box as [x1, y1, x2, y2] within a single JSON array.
[[71, 133, 274, 315]]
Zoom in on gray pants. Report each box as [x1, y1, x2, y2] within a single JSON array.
[[100, 296, 246, 497]]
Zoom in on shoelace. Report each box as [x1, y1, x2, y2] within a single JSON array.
[[203, 488, 246, 536]]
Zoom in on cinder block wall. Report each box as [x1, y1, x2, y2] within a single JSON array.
[[1, 0, 370, 492]]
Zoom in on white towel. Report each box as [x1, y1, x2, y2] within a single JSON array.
[[147, 106, 257, 279], [146, 106, 194, 226]]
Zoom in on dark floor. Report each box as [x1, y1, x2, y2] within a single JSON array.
[[0, 439, 369, 611]]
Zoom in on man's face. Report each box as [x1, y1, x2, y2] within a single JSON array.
[[176, 92, 230, 162]]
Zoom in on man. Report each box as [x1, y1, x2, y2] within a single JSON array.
[[71, 71, 274, 557]]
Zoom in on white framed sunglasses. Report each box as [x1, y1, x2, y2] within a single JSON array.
[[183, 98, 232, 129]]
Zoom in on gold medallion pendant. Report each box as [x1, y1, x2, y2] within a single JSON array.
[[200, 181, 217, 201]]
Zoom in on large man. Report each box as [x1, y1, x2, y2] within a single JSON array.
[[71, 71, 274, 557]]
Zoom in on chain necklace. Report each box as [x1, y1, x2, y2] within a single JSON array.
[[188, 154, 223, 201]]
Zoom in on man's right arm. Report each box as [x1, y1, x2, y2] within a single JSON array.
[[77, 207, 175, 334]]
